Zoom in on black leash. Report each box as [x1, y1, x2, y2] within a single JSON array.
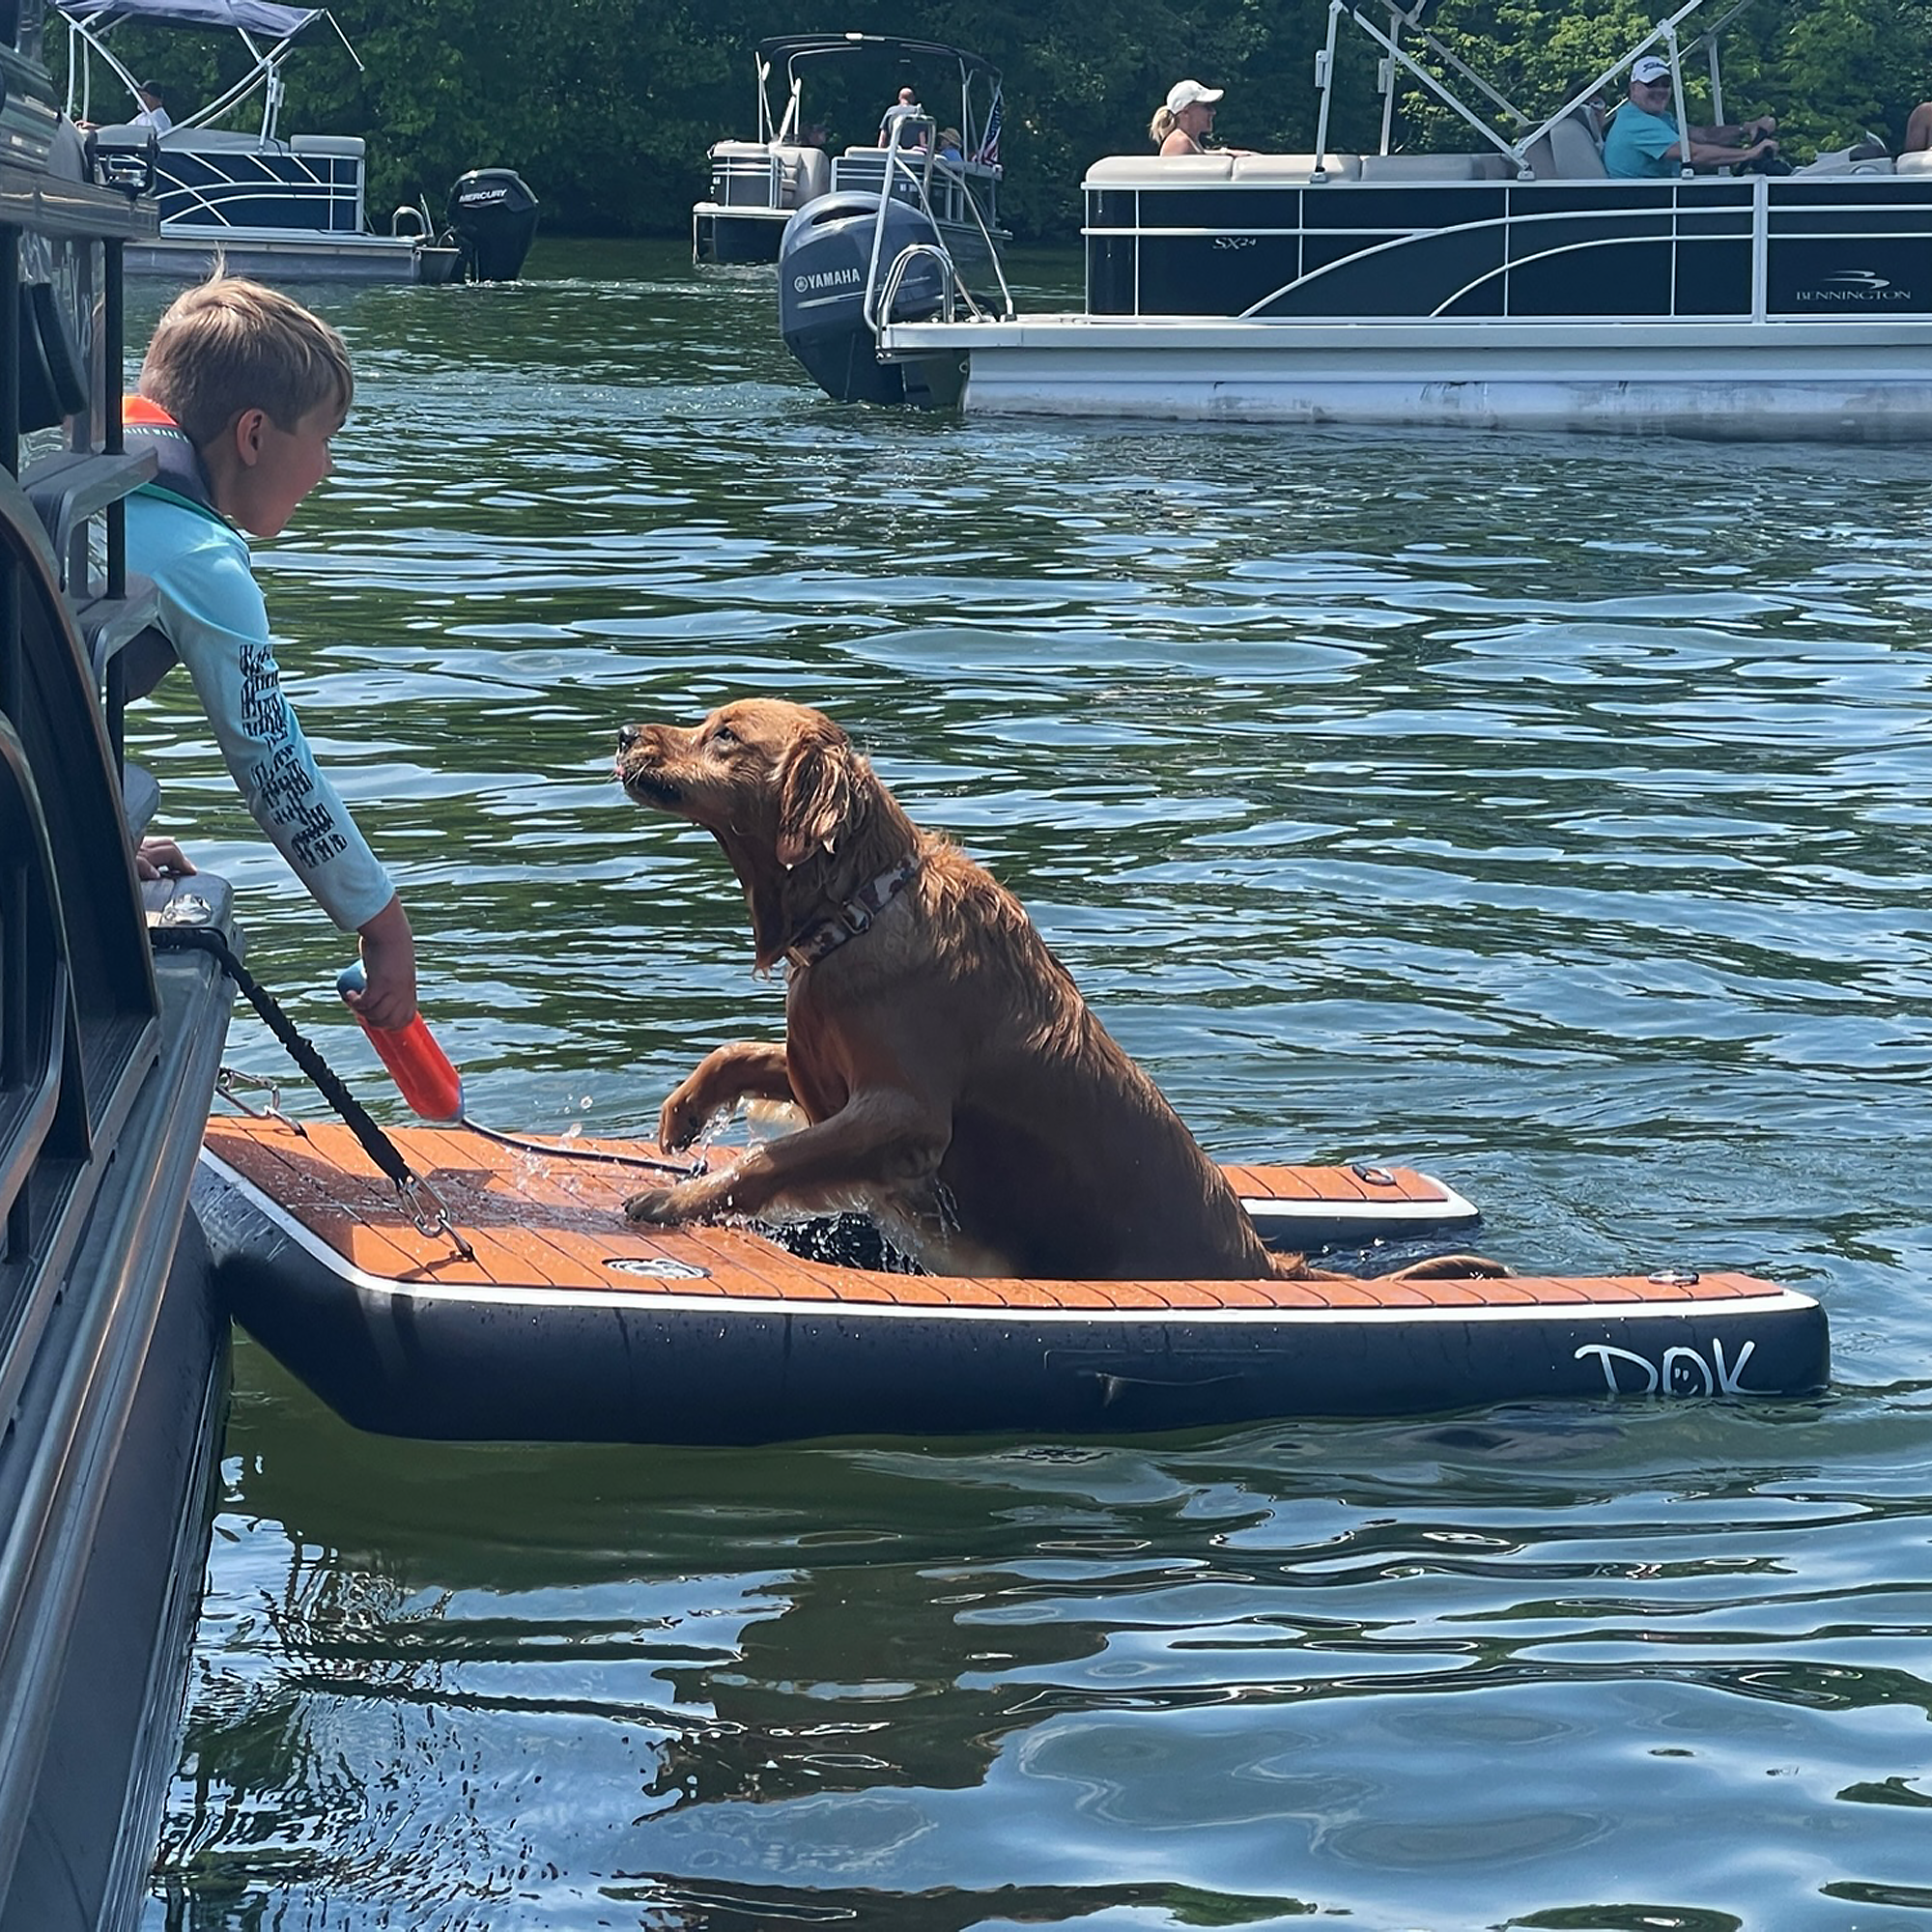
[[153, 923, 474, 1257], [460, 1115, 702, 1178]]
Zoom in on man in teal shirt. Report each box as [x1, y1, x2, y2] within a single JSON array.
[[1603, 55, 1779, 177]]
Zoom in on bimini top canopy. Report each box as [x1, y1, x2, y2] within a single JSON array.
[[56, 0, 349, 142], [755, 33, 1002, 83], [56, 0, 320, 33]]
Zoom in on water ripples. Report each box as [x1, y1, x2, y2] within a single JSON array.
[[138, 240, 1932, 1930]]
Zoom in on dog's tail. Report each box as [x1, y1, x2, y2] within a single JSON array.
[[1271, 1251, 1513, 1284]]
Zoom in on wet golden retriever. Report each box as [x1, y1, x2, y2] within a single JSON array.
[[615, 698, 1500, 1284]]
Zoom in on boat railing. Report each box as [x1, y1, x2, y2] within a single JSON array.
[[860, 117, 1014, 340], [152, 153, 366, 236], [868, 241, 958, 333]]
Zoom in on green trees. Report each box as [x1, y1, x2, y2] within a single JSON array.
[[91, 0, 1932, 242], [1411, 0, 1932, 158]]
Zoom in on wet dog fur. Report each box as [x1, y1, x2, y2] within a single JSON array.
[[615, 698, 1502, 1285]]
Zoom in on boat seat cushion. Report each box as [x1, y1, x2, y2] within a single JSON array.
[[156, 127, 270, 151], [774, 143, 830, 202], [1356, 153, 1511, 181], [1089, 153, 1266, 185], [1895, 151, 1932, 176], [1233, 153, 1364, 182], [1524, 108, 1607, 180]]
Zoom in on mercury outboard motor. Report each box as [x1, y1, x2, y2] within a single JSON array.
[[779, 192, 950, 406], [445, 168, 540, 281]]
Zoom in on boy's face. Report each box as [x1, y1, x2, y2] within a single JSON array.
[[217, 395, 346, 537]]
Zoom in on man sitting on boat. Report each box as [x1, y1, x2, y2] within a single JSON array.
[[132, 79, 171, 132], [1603, 55, 1779, 177]]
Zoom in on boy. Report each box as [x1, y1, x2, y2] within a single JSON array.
[[125, 274, 417, 1030]]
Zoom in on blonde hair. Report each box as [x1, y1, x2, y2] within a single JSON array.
[[138, 272, 353, 447], [1150, 105, 1179, 145]]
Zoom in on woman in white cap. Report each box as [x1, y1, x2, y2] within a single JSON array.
[[1151, 79, 1227, 156]]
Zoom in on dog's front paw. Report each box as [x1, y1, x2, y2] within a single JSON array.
[[658, 1093, 708, 1154], [624, 1185, 691, 1225]]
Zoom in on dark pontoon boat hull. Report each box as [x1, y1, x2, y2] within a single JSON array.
[[128, 229, 459, 283], [0, 94, 237, 1909]]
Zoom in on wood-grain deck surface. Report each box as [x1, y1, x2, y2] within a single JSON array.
[[202, 1116, 1785, 1314]]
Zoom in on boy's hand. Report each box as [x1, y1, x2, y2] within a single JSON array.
[[134, 837, 197, 880], [347, 895, 418, 1031]]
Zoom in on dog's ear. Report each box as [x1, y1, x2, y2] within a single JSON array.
[[776, 730, 859, 868]]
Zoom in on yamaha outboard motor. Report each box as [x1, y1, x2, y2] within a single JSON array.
[[779, 192, 950, 406], [445, 168, 540, 281]]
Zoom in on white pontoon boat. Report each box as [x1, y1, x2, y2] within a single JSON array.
[[696, 33, 1008, 269], [784, 0, 1932, 440], [58, 0, 536, 284]]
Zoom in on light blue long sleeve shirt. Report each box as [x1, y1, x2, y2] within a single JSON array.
[[126, 490, 396, 932]]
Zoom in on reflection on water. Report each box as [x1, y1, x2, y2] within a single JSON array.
[[139, 240, 1932, 1929]]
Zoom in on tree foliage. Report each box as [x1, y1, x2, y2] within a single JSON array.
[[75, 0, 1932, 243]]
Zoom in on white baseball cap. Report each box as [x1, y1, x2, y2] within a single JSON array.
[[1632, 56, 1673, 84], [1166, 79, 1225, 114]]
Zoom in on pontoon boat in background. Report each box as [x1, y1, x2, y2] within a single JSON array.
[[58, 0, 539, 282], [696, 33, 1008, 268], [784, 0, 1932, 439]]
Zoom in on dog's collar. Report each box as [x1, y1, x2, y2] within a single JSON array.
[[785, 858, 920, 970]]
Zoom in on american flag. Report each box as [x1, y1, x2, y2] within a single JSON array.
[[972, 96, 1003, 165]]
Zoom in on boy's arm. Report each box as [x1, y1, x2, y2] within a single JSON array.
[[137, 511, 408, 959]]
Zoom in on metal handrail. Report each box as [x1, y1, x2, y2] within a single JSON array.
[[868, 242, 957, 334], [931, 157, 1014, 320], [860, 116, 1013, 340], [861, 113, 929, 317]]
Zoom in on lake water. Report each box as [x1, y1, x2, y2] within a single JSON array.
[[133, 239, 1931, 1930]]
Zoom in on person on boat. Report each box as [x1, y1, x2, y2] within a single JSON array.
[[74, 77, 170, 133], [879, 87, 924, 148], [936, 127, 965, 164], [132, 80, 172, 133], [1603, 56, 1778, 177], [1150, 79, 1253, 157], [121, 275, 421, 1033], [1903, 102, 1932, 152]]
